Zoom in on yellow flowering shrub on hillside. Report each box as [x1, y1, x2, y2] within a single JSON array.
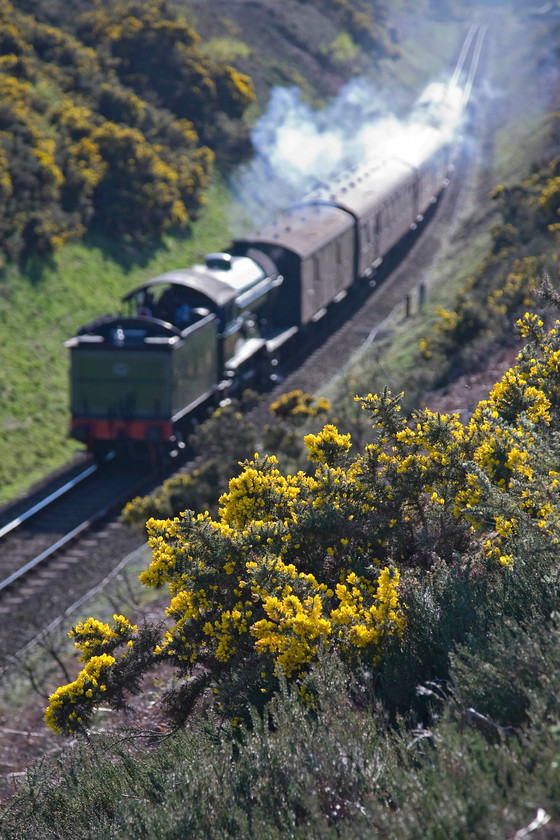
[[46, 314, 560, 735]]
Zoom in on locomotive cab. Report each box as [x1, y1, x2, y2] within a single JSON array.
[[122, 252, 284, 392], [125, 284, 210, 330]]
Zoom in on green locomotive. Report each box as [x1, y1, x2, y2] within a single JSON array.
[[66, 252, 286, 461]]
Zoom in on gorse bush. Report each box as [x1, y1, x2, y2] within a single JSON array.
[[0, 0, 257, 261], [122, 392, 333, 526], [73, 0, 256, 158], [45, 312, 560, 735], [419, 145, 560, 376]]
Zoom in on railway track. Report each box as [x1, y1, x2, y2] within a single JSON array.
[[0, 458, 169, 661], [0, 461, 99, 590], [0, 22, 490, 664]]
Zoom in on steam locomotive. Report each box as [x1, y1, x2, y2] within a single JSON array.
[[66, 127, 453, 461]]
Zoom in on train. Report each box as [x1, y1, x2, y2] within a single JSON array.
[[66, 125, 455, 462]]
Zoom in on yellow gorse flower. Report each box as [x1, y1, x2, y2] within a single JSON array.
[[45, 654, 115, 734]]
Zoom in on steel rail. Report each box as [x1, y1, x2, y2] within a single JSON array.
[[6, 542, 148, 670], [0, 463, 98, 540], [461, 24, 488, 108], [450, 23, 479, 89], [0, 462, 158, 595], [0, 506, 108, 594]]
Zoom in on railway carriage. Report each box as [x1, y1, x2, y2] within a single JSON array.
[[308, 157, 418, 276], [413, 129, 453, 219], [233, 203, 355, 325], [305, 130, 452, 277]]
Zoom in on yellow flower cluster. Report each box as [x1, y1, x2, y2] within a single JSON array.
[[140, 517, 183, 588], [270, 389, 331, 423], [304, 425, 352, 465], [70, 614, 136, 662], [487, 258, 540, 319], [420, 257, 542, 363], [218, 455, 301, 529], [45, 654, 114, 734], [473, 367, 551, 427], [252, 592, 332, 676], [331, 568, 405, 653], [250, 567, 404, 677]]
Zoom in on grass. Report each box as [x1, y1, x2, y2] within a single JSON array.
[[202, 37, 252, 62], [0, 178, 236, 505], [484, 14, 555, 185], [0, 9, 476, 507]]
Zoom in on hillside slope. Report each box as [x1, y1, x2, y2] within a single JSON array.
[[0, 2, 461, 504]]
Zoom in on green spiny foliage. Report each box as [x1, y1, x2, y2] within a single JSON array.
[[6, 633, 560, 839], [46, 313, 560, 735], [419, 149, 560, 377]]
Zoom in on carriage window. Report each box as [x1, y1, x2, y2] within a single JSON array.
[[360, 223, 368, 252], [313, 256, 321, 283]]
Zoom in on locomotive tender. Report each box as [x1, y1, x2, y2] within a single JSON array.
[[66, 126, 453, 461]]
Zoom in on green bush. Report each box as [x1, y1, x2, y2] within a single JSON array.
[[419, 155, 560, 377], [5, 637, 560, 839], [45, 313, 560, 736]]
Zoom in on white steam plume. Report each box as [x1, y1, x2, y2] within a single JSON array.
[[229, 75, 467, 231]]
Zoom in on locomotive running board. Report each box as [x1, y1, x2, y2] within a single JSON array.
[[226, 337, 267, 371], [171, 386, 217, 422], [311, 307, 327, 323], [265, 326, 298, 354]]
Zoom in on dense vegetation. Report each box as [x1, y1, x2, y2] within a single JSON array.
[[0, 0, 254, 261], [420, 149, 560, 381], [5, 307, 560, 837]]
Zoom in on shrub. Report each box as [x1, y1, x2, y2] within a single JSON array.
[[45, 314, 560, 735], [0, 0, 256, 260]]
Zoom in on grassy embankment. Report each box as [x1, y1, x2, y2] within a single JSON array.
[[0, 180, 235, 506], [0, 8, 465, 506]]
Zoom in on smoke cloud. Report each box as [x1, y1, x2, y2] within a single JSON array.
[[229, 75, 467, 231]]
